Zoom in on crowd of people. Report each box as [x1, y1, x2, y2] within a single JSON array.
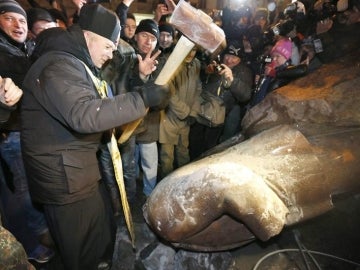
[[0, 0, 358, 269]]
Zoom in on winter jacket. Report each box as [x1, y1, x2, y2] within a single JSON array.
[[0, 102, 16, 124], [20, 25, 147, 205], [0, 30, 31, 131], [130, 46, 166, 144], [202, 62, 253, 114], [159, 58, 202, 144]]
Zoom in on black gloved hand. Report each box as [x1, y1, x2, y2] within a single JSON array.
[[186, 115, 197, 126], [136, 82, 170, 109]]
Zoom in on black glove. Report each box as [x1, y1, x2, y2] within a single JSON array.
[[136, 82, 170, 109], [186, 115, 197, 125]]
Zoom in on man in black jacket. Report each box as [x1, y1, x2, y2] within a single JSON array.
[[21, 4, 168, 269], [0, 0, 54, 263]]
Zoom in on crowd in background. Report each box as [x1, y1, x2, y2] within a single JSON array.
[[0, 0, 359, 269]]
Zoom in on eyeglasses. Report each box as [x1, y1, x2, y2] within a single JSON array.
[[139, 32, 157, 43]]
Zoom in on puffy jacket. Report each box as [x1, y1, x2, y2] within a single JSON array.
[[159, 58, 202, 144], [0, 30, 31, 131]]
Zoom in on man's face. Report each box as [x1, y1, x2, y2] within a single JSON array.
[[30, 20, 58, 38], [124, 18, 136, 39], [184, 48, 196, 63], [255, 17, 267, 29], [84, 31, 117, 68], [135, 31, 157, 55], [0, 12, 27, 43], [223, 54, 241, 69], [159, 31, 173, 49]]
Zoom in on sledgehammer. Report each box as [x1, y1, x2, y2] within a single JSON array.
[[155, 0, 226, 84], [118, 0, 226, 143], [114, 0, 226, 248]]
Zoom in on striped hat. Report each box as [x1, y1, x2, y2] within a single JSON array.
[[0, 0, 26, 19]]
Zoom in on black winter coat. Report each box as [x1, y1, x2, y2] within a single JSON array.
[[21, 26, 147, 204], [0, 30, 31, 131]]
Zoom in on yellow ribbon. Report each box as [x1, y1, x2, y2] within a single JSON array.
[[81, 62, 135, 248]]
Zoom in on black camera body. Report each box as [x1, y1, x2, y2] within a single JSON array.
[[271, 19, 296, 36], [213, 55, 224, 73], [262, 19, 296, 45], [257, 54, 272, 64], [214, 63, 224, 73]]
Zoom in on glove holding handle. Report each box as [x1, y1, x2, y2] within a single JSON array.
[[136, 82, 170, 109]]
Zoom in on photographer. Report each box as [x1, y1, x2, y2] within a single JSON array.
[[222, 5, 253, 41], [249, 38, 308, 107], [189, 41, 253, 159]]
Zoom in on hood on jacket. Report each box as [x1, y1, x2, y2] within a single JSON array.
[[31, 25, 96, 73]]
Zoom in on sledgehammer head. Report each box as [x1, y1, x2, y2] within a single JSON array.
[[169, 0, 226, 53]]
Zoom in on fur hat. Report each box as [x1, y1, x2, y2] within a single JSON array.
[[26, 8, 55, 31], [78, 4, 120, 44], [135, 19, 159, 40], [270, 38, 292, 60], [0, 0, 26, 19]]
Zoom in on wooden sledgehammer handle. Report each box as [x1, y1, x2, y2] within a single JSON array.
[[118, 35, 195, 144]]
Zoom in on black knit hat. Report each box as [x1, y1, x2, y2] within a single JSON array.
[[48, 8, 68, 27], [79, 4, 120, 44], [223, 40, 244, 58], [0, 0, 26, 19], [159, 23, 174, 38], [135, 19, 159, 40], [26, 8, 55, 31]]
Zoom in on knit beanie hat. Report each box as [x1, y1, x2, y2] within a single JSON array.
[[48, 8, 68, 27], [270, 38, 292, 60], [0, 0, 26, 19], [223, 40, 244, 58], [27, 8, 55, 31], [135, 19, 159, 40], [159, 23, 174, 38], [79, 4, 120, 44]]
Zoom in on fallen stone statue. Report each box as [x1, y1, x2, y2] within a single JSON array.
[[143, 30, 360, 252]]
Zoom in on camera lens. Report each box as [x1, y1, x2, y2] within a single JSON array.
[[272, 25, 280, 36]]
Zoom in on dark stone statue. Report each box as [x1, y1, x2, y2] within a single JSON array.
[[143, 22, 360, 252]]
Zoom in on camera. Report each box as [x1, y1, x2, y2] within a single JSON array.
[[214, 63, 224, 73], [271, 19, 296, 36], [213, 55, 224, 73], [257, 54, 272, 64], [262, 19, 296, 45]]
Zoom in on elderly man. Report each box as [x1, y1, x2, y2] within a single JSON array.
[[20, 4, 168, 269]]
